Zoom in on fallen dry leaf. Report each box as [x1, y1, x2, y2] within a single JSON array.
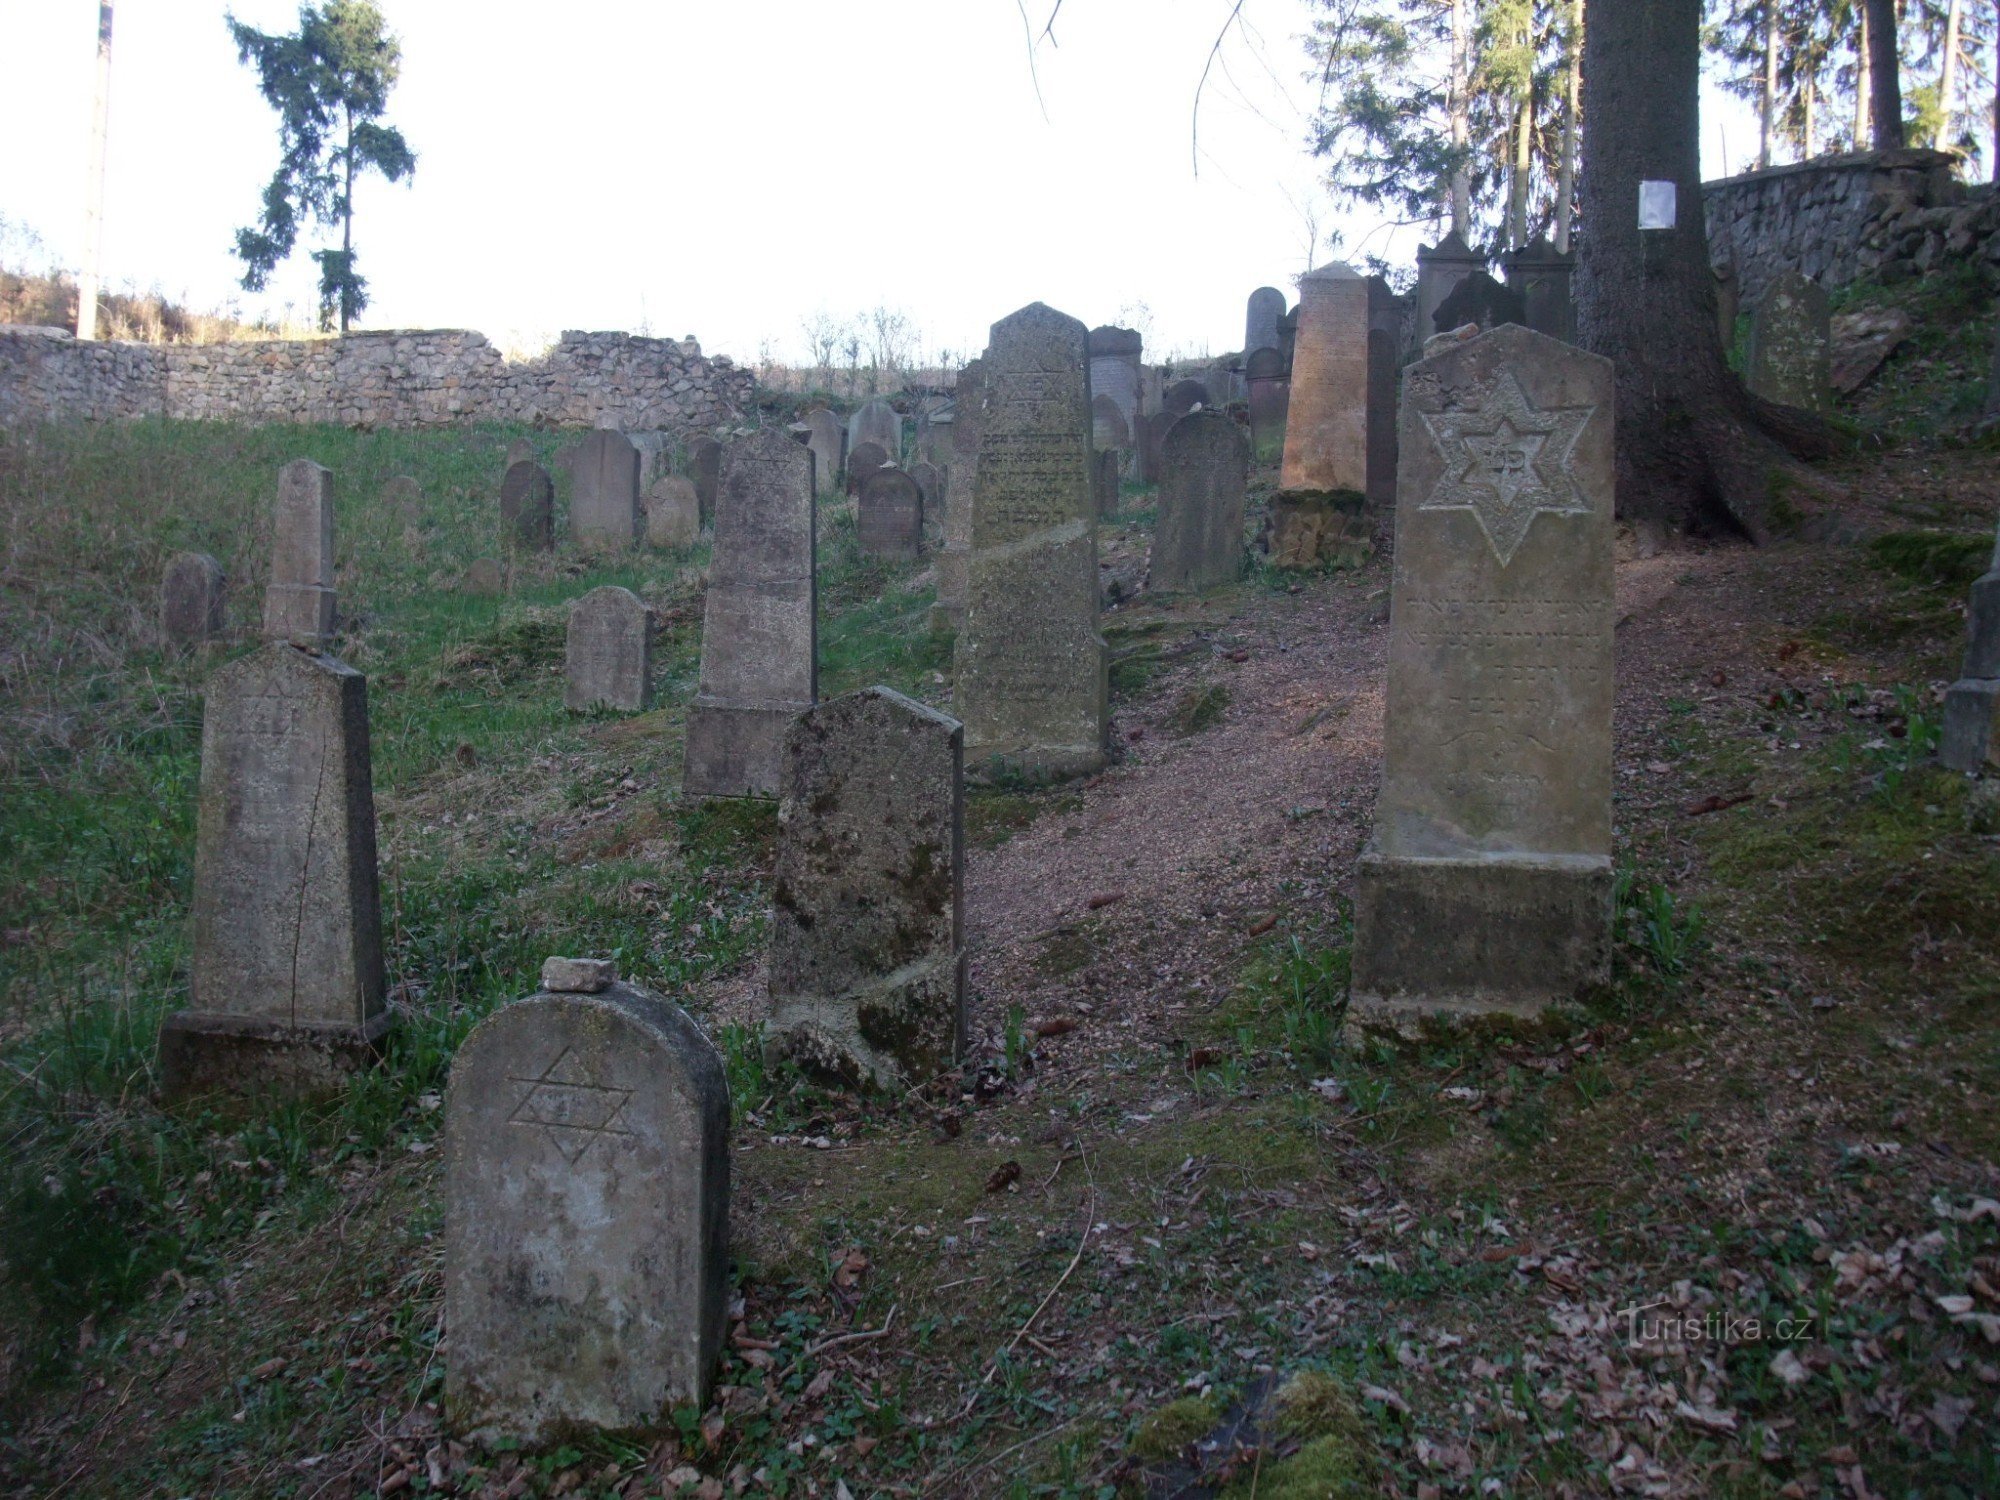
[[1086, 891, 1124, 910], [1030, 1016, 1078, 1038], [984, 1161, 1022, 1194], [1246, 913, 1279, 937]]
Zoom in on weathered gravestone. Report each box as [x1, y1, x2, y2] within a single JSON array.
[[1941, 527, 2000, 772], [1366, 279, 1403, 510], [1163, 379, 1211, 418], [1245, 346, 1290, 464], [1280, 263, 1371, 496], [858, 467, 924, 560], [1093, 447, 1121, 521], [1746, 271, 1831, 413], [804, 408, 844, 498], [1245, 286, 1287, 355], [931, 359, 983, 631], [685, 434, 723, 527], [845, 440, 888, 496], [380, 474, 422, 523], [1415, 230, 1486, 350], [629, 431, 675, 492], [161, 551, 226, 646], [570, 430, 641, 552], [504, 437, 536, 470], [262, 458, 338, 645], [1352, 324, 1615, 1020], [564, 585, 652, 712], [1137, 409, 1174, 486], [766, 689, 965, 1088], [500, 459, 555, 551], [1433, 269, 1526, 336], [848, 398, 902, 463], [1151, 412, 1249, 593], [1091, 393, 1130, 451], [159, 642, 388, 1098], [957, 303, 1108, 777], [1501, 236, 1577, 344], [445, 956, 729, 1442], [684, 432, 817, 797], [907, 458, 944, 525], [646, 475, 701, 548], [1087, 326, 1143, 471]]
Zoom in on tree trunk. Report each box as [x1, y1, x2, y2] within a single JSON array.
[[1450, 0, 1471, 236], [1856, 4, 1872, 147], [76, 0, 114, 341], [1510, 68, 1533, 248], [1941, 0, 1962, 149], [1555, 0, 1582, 251], [1805, 74, 1817, 157], [341, 105, 355, 334], [1865, 0, 1904, 148], [1574, 0, 1835, 540], [1760, 1, 1778, 168], [1993, 0, 1999, 180]]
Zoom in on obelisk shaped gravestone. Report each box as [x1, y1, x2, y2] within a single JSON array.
[[159, 642, 389, 1097], [262, 459, 337, 644], [570, 430, 641, 551], [766, 689, 965, 1089], [1745, 271, 1831, 413], [1942, 526, 2000, 772], [446, 957, 729, 1442], [1353, 324, 1615, 1020], [930, 358, 983, 632], [957, 303, 1107, 777], [683, 431, 816, 798], [1151, 411, 1249, 593]]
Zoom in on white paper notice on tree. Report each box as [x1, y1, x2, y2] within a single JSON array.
[[1638, 181, 1678, 230]]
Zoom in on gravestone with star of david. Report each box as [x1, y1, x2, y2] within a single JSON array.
[[1352, 323, 1615, 1023], [445, 957, 730, 1442]]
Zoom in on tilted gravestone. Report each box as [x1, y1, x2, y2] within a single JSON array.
[[445, 956, 729, 1442], [1093, 447, 1121, 521], [159, 642, 388, 1098], [684, 431, 817, 797], [931, 359, 983, 631], [847, 398, 902, 464], [907, 458, 944, 525], [570, 430, 641, 552], [1352, 324, 1615, 1021], [1746, 271, 1831, 413], [1942, 527, 2000, 772], [1151, 412, 1249, 593], [161, 551, 226, 646], [646, 475, 701, 548], [766, 689, 966, 1089], [684, 435, 723, 527], [858, 467, 924, 560], [1245, 346, 1290, 465], [262, 458, 337, 645], [564, 585, 653, 712], [500, 459, 555, 551], [804, 409, 844, 498], [845, 440, 889, 497], [957, 303, 1107, 777], [1245, 286, 1286, 355]]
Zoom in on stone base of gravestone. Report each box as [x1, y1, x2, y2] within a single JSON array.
[[1942, 678, 2000, 772], [159, 1009, 393, 1100], [1264, 491, 1372, 569]]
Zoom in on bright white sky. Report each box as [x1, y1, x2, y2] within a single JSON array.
[[1, 1, 1759, 366]]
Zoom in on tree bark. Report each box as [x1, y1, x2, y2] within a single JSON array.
[[1575, 0, 1836, 540], [1760, 1, 1778, 168], [1941, 0, 1963, 150], [1856, 4, 1872, 147], [1556, 0, 1582, 251], [1450, 0, 1471, 237], [1865, 0, 1904, 148], [76, 0, 114, 341]]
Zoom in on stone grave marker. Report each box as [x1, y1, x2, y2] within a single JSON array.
[[1245, 286, 1286, 354], [161, 551, 226, 646], [957, 303, 1107, 777], [1501, 236, 1577, 344], [629, 430, 674, 492], [1151, 411, 1248, 593], [804, 408, 844, 497], [646, 475, 701, 548], [445, 956, 728, 1442], [570, 430, 641, 552], [159, 642, 388, 1098], [1746, 270, 1831, 413], [1087, 326, 1142, 464], [1367, 278, 1403, 510], [858, 467, 924, 560], [505, 437, 535, 469], [1942, 527, 2000, 771], [766, 688, 965, 1088], [684, 431, 816, 797], [1163, 379, 1211, 418], [931, 359, 983, 631], [1091, 393, 1130, 451], [1138, 409, 1173, 485], [1352, 323, 1615, 1020], [500, 459, 555, 551], [1093, 447, 1121, 521], [262, 458, 337, 645], [685, 434, 723, 527], [1415, 230, 1486, 349], [380, 474, 422, 523], [564, 585, 652, 712], [847, 398, 902, 463], [845, 440, 888, 496], [1245, 346, 1290, 464], [907, 458, 944, 524], [1433, 269, 1526, 336]]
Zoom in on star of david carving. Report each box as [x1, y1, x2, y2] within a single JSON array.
[[1417, 373, 1596, 566], [506, 1048, 634, 1165]]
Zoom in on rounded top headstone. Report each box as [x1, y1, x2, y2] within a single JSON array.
[[1087, 325, 1143, 358]]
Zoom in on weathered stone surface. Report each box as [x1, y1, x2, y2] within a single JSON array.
[[445, 975, 729, 1442], [1245, 346, 1290, 464], [262, 458, 337, 644], [1163, 379, 1211, 418], [1090, 393, 1130, 450], [858, 468, 924, 560], [931, 360, 983, 631], [1151, 412, 1248, 592], [685, 434, 722, 527], [1501, 236, 1577, 344], [1264, 491, 1371, 569], [1087, 326, 1142, 469], [907, 458, 944, 525], [1433, 270, 1524, 335], [1245, 287, 1286, 354], [1093, 447, 1121, 520], [767, 688, 965, 1089], [628, 430, 675, 492], [1415, 230, 1486, 344], [645, 475, 701, 548], [570, 430, 641, 551], [1280, 264, 1370, 495], [1366, 278, 1402, 510], [684, 432, 816, 797], [845, 440, 888, 496], [1746, 270, 1831, 413], [162, 551, 226, 645], [1940, 528, 2000, 772], [380, 474, 422, 522], [504, 437, 535, 469], [159, 643, 387, 1099], [804, 408, 844, 497], [847, 398, 902, 464], [1353, 324, 1615, 1020], [1138, 409, 1173, 485], [565, 585, 652, 712], [500, 459, 555, 551], [541, 955, 617, 993], [957, 303, 1107, 777]]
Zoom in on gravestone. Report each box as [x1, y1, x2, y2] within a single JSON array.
[[1093, 447, 1121, 521], [646, 475, 701, 548], [1501, 236, 1577, 344], [1415, 230, 1486, 350], [845, 439, 889, 496], [1433, 270, 1526, 336], [1163, 379, 1211, 418], [1352, 323, 1615, 1020], [1245, 286, 1286, 355], [908, 458, 944, 525], [1941, 528, 2000, 771], [570, 430, 641, 552], [158, 642, 388, 1098], [161, 551, 226, 646], [1090, 393, 1130, 450], [381, 474, 422, 523], [804, 408, 844, 497], [1151, 412, 1249, 593], [500, 459, 555, 551], [848, 398, 902, 464], [684, 431, 817, 797], [685, 434, 723, 527], [1366, 277, 1403, 510], [1746, 271, 1832, 413], [564, 586, 652, 712], [629, 431, 674, 492], [919, 408, 953, 468], [957, 303, 1107, 777], [445, 956, 729, 1442], [1280, 263, 1371, 498], [262, 458, 337, 645], [766, 688, 965, 1088], [505, 437, 535, 469], [1245, 346, 1290, 464], [931, 359, 983, 631], [1138, 409, 1173, 485], [858, 467, 924, 560], [1087, 326, 1143, 467]]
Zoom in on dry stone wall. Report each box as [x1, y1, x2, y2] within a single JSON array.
[[0, 326, 754, 432]]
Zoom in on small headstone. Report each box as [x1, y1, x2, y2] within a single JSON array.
[[1501, 236, 1577, 344], [1366, 279, 1403, 510], [1353, 324, 1615, 1020], [570, 430, 641, 552], [931, 359, 983, 631], [1093, 447, 1121, 521], [500, 460, 555, 551], [766, 688, 966, 1088], [1941, 528, 2000, 771], [858, 467, 925, 560], [1745, 271, 1831, 413], [1245, 346, 1290, 464], [564, 586, 653, 712], [1433, 270, 1526, 336], [380, 474, 423, 524], [445, 960, 729, 1442], [1138, 409, 1174, 486], [1091, 393, 1130, 450], [1245, 287, 1286, 355], [845, 440, 889, 496], [1415, 230, 1486, 350], [684, 435, 723, 527], [161, 551, 226, 646], [1163, 379, 1211, 418], [646, 475, 701, 548], [629, 431, 675, 492], [262, 458, 337, 645], [684, 431, 817, 797], [504, 437, 536, 469], [462, 558, 505, 596], [847, 398, 902, 463], [804, 409, 845, 497], [1151, 412, 1249, 592], [159, 642, 388, 1098], [908, 458, 944, 523]]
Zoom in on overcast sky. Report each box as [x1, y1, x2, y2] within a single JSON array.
[[2, 1, 1759, 365]]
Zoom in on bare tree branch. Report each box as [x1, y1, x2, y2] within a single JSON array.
[[1192, 0, 1250, 177]]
